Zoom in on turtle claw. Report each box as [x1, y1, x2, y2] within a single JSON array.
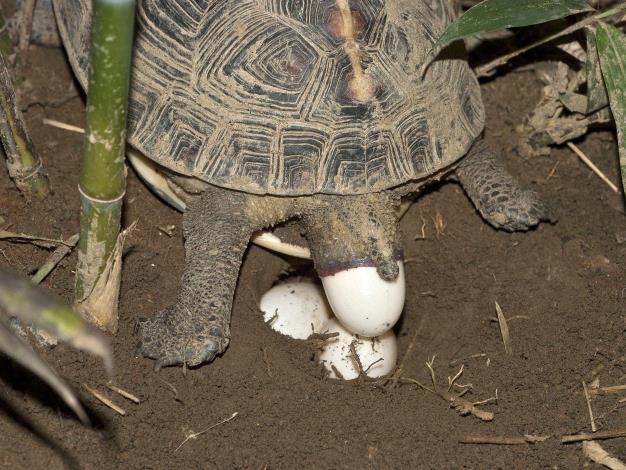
[[481, 187, 555, 232], [135, 306, 229, 368], [456, 140, 556, 232]]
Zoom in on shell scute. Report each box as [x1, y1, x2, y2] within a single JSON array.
[[53, 0, 485, 195]]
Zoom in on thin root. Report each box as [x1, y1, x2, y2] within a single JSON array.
[[174, 412, 238, 452], [403, 357, 496, 422]]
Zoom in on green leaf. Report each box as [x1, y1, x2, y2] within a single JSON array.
[[0, 267, 112, 373], [0, 318, 89, 425], [596, 22, 626, 195], [435, 0, 593, 50], [585, 28, 609, 114]]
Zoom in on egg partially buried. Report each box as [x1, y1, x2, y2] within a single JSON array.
[[321, 261, 405, 338], [259, 280, 332, 339], [319, 318, 398, 380]]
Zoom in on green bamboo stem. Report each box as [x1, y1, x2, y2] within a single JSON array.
[[76, 0, 136, 301], [0, 50, 49, 196]]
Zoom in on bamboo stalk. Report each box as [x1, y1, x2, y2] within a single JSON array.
[[75, 0, 136, 315], [0, 51, 49, 196]]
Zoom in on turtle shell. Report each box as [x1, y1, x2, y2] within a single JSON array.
[[53, 0, 484, 196]]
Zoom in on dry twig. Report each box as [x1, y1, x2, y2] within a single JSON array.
[[330, 364, 345, 381], [385, 314, 425, 390], [449, 353, 487, 367], [0, 230, 71, 248], [306, 331, 339, 342], [402, 357, 495, 422], [460, 435, 551, 445], [562, 429, 626, 443], [591, 384, 626, 396], [42, 118, 84, 134], [160, 379, 183, 404], [348, 339, 366, 381], [583, 380, 598, 432], [432, 211, 446, 237], [414, 216, 427, 240], [106, 383, 140, 404], [31, 233, 79, 285], [546, 162, 560, 181], [567, 142, 620, 194], [83, 383, 126, 416], [582, 441, 626, 470]]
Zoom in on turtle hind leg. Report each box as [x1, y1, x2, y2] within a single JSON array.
[[135, 186, 292, 369], [455, 139, 555, 232]]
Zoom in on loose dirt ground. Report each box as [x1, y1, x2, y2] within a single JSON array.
[[0, 39, 625, 469]]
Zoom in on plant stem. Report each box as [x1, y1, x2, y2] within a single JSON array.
[[32, 233, 79, 285], [76, 0, 135, 301], [0, 51, 49, 197]]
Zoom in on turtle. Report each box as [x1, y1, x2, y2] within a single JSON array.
[[51, 0, 553, 369]]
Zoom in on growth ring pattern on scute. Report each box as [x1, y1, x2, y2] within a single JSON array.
[[53, 0, 485, 195]]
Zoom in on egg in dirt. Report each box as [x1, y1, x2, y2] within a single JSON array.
[[318, 318, 398, 380], [321, 261, 405, 338], [259, 280, 332, 339]]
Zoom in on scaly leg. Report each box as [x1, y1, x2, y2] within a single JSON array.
[[455, 139, 554, 231], [136, 185, 292, 369]]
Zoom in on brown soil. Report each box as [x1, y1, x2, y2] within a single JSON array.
[[1, 42, 626, 470]]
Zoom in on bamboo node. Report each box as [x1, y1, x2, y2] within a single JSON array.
[[77, 184, 126, 204]]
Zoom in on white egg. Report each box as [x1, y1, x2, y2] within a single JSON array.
[[321, 261, 405, 337], [259, 280, 332, 339], [318, 318, 398, 380]]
